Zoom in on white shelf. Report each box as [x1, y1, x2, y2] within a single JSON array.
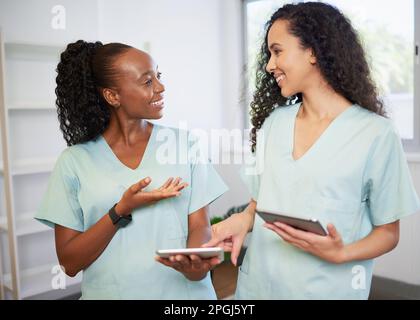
[[0, 157, 56, 176], [406, 152, 420, 163], [7, 103, 55, 111], [3, 264, 82, 299], [0, 32, 68, 300], [4, 42, 62, 57], [0, 212, 51, 236]]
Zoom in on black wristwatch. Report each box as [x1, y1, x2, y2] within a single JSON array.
[[108, 203, 132, 228]]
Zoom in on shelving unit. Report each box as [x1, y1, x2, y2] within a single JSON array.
[[3, 263, 82, 299], [0, 32, 81, 299]]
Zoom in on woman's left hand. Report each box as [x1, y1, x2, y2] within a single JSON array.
[[264, 222, 347, 264], [155, 254, 221, 280]]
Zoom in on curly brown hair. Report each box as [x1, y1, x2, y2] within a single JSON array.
[[249, 2, 386, 152]]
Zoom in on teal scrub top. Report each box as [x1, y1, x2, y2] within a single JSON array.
[[35, 123, 228, 299], [238, 103, 420, 300]]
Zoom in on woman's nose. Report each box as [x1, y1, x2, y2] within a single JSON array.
[[155, 79, 165, 93], [266, 58, 275, 74]]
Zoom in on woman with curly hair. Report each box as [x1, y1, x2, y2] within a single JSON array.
[[35, 40, 228, 299], [204, 2, 419, 299]]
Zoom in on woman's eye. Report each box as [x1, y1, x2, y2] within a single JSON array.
[[145, 79, 153, 86], [157, 72, 162, 80], [274, 49, 281, 56]]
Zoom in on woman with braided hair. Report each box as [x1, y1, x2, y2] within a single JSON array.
[[204, 2, 419, 299], [35, 40, 228, 299]]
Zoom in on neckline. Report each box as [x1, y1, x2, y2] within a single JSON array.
[[290, 102, 355, 162], [100, 122, 157, 171]]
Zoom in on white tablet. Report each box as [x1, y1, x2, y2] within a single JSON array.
[[156, 247, 224, 260]]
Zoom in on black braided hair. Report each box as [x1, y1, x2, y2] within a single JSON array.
[[55, 40, 132, 146]]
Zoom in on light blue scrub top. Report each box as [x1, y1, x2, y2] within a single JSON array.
[[35, 124, 228, 299], [238, 103, 420, 300]]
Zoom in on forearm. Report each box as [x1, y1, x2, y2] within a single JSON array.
[[341, 222, 399, 263], [187, 225, 211, 248], [57, 213, 118, 276]]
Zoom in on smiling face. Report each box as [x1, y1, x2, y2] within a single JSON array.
[[265, 19, 318, 98], [103, 48, 165, 120]]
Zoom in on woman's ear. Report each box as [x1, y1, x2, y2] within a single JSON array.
[[309, 48, 317, 65], [102, 88, 121, 108]]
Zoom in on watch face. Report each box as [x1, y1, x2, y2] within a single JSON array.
[[118, 216, 132, 228]]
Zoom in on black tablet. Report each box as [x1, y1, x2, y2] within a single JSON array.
[[257, 210, 328, 236]]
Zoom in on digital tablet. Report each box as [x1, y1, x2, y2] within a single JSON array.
[[257, 210, 328, 236], [156, 247, 224, 260]]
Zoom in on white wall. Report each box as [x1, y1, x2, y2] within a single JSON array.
[[0, 0, 99, 44], [98, 0, 224, 131]]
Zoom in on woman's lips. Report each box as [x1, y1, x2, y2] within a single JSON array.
[[150, 98, 164, 108], [275, 73, 286, 85]]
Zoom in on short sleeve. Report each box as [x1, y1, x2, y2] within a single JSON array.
[[364, 125, 420, 226], [187, 133, 229, 214], [35, 149, 84, 232]]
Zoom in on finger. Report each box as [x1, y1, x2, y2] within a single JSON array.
[[265, 223, 309, 248], [155, 256, 172, 267], [264, 223, 293, 241], [158, 190, 182, 199], [327, 223, 339, 240], [230, 234, 246, 267], [159, 178, 174, 190], [202, 225, 230, 248], [171, 177, 181, 187], [201, 261, 211, 272], [147, 190, 177, 201], [173, 182, 189, 192], [202, 241, 230, 252], [189, 255, 203, 269], [169, 256, 182, 270], [175, 255, 190, 268], [131, 177, 152, 193], [274, 222, 314, 243], [208, 256, 221, 267], [222, 241, 233, 250]]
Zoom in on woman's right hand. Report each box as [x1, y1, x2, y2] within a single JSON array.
[[202, 203, 256, 266], [115, 177, 188, 216]]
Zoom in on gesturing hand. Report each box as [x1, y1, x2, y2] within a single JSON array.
[[116, 177, 188, 216]]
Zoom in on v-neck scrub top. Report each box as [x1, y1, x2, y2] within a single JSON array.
[[238, 103, 420, 299], [35, 124, 228, 299]]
